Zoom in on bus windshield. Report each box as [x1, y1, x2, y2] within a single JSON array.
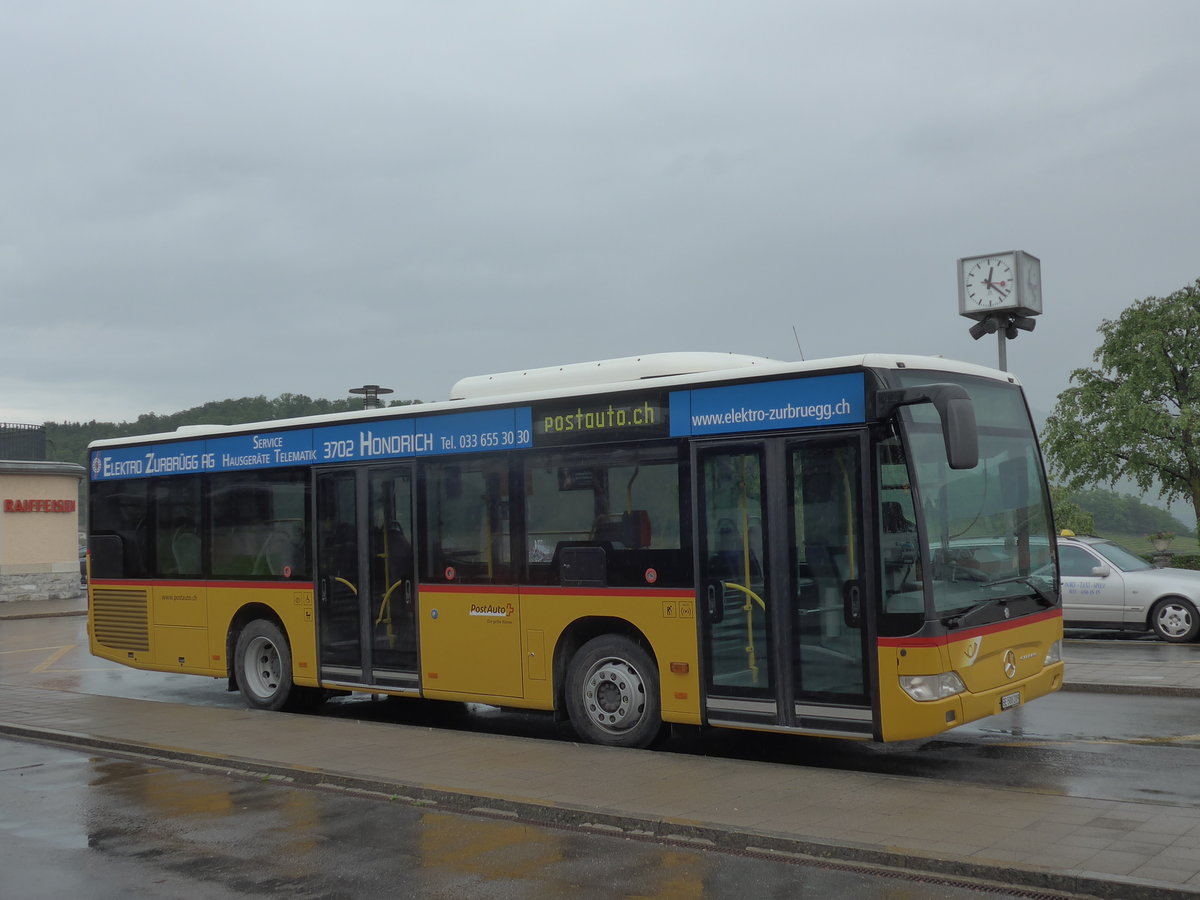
[[879, 372, 1056, 628]]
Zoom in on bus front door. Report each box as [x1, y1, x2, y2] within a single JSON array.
[[316, 465, 419, 693], [697, 437, 874, 739]]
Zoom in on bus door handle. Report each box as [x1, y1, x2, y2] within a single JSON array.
[[843, 579, 862, 629], [705, 580, 725, 624]]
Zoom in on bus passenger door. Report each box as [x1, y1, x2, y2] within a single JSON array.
[[315, 465, 418, 692], [697, 437, 873, 738], [787, 436, 872, 735], [698, 446, 776, 723]]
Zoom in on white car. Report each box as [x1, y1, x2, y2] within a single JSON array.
[[1058, 534, 1200, 642]]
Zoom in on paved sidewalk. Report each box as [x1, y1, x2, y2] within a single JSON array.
[[2, 681, 1199, 899], [4, 595, 1200, 897], [1061, 642, 1200, 696]]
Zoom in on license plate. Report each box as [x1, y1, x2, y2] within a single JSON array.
[[1000, 691, 1021, 711]]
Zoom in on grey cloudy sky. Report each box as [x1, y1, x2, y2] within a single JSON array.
[[3, 1, 1198, 428]]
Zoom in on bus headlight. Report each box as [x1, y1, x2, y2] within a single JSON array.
[[899, 672, 966, 702], [1044, 640, 1062, 665]]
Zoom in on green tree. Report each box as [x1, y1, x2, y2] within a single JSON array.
[[1042, 277, 1200, 547], [1048, 485, 1095, 535]]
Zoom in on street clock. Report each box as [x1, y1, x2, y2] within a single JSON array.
[[957, 251, 1042, 320]]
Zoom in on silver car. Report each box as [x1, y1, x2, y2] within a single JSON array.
[[1058, 535, 1200, 642]]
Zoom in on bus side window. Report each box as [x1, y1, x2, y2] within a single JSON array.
[[153, 476, 202, 577], [422, 459, 511, 584], [524, 448, 689, 589], [89, 482, 150, 579], [209, 471, 311, 580]]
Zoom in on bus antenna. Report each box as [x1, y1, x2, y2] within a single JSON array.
[[792, 326, 805, 361]]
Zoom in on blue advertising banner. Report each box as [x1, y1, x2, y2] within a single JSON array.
[[425, 406, 534, 455], [89, 374, 866, 481], [669, 372, 865, 437], [208, 430, 318, 470], [90, 439, 210, 481], [90, 407, 535, 481]]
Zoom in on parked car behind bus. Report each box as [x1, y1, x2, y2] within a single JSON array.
[[1058, 533, 1200, 642]]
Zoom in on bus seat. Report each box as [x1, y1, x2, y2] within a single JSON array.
[[552, 541, 610, 587], [172, 528, 201, 575], [592, 511, 652, 549], [882, 501, 914, 534], [626, 510, 651, 549], [255, 530, 296, 576]]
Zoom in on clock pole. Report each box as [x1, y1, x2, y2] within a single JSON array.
[[956, 251, 1042, 372]]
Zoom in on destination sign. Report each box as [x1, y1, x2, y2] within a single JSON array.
[[533, 394, 669, 446]]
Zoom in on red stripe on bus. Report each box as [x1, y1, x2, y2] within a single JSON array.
[[419, 584, 693, 598], [877, 608, 1062, 648], [89, 579, 315, 590], [88, 579, 691, 599]]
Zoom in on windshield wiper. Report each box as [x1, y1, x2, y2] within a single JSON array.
[[942, 596, 1007, 629], [983, 575, 1056, 607], [942, 577, 1056, 629]]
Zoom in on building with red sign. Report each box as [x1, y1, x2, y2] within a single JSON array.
[[0, 460, 86, 602]]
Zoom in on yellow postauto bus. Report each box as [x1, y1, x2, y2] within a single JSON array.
[[87, 352, 1063, 747]]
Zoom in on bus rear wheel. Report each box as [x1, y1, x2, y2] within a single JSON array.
[[234, 620, 296, 711], [566, 635, 663, 748]]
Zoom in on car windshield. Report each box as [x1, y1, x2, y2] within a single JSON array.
[[878, 371, 1057, 627], [1090, 540, 1154, 572]]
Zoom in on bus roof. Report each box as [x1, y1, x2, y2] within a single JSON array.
[[449, 352, 779, 400], [88, 352, 1017, 449]]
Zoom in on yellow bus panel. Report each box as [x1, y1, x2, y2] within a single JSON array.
[[418, 587, 524, 699], [877, 609, 1063, 742]]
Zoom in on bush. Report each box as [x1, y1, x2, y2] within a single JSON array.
[[1166, 554, 1200, 570], [1146, 553, 1200, 570]]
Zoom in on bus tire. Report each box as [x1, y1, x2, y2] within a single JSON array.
[[566, 635, 663, 748], [234, 619, 296, 711]]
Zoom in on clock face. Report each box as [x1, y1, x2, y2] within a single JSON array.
[[962, 255, 1016, 309]]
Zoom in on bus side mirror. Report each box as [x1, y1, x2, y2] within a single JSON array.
[[877, 385, 979, 470], [941, 396, 979, 470]]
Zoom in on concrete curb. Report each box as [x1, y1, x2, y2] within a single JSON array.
[[0, 720, 1194, 900], [0, 609, 86, 621], [1061, 682, 1200, 698]]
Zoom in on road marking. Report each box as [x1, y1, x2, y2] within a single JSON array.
[[0, 645, 73, 655], [988, 734, 1200, 748], [31, 644, 75, 673]]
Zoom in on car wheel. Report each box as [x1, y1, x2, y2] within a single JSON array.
[[1149, 597, 1200, 643]]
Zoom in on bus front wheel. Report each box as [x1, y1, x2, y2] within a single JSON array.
[[566, 635, 663, 748], [234, 620, 296, 711]]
